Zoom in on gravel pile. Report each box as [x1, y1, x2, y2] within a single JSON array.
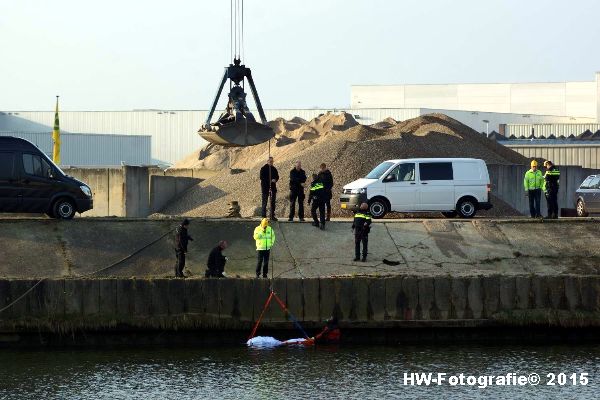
[[162, 113, 526, 217]]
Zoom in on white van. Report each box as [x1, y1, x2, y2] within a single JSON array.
[[340, 158, 492, 218]]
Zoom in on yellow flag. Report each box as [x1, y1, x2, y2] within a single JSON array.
[[52, 96, 61, 164]]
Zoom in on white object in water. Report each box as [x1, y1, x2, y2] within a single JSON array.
[[247, 336, 283, 348]]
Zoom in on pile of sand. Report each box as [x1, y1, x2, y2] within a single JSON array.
[[163, 112, 526, 217]]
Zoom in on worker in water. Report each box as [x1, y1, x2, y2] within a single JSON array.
[[253, 218, 276, 278], [308, 173, 326, 230], [288, 160, 307, 222], [260, 156, 279, 221], [523, 160, 544, 218], [313, 316, 341, 344], [205, 240, 229, 278], [352, 202, 372, 262], [318, 163, 334, 221], [174, 218, 193, 278], [543, 160, 561, 219]]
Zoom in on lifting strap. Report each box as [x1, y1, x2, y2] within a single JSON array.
[[247, 289, 309, 341]]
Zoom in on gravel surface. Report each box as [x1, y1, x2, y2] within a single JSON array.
[[162, 113, 526, 217]]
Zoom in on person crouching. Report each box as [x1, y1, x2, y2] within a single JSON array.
[[205, 240, 228, 278]]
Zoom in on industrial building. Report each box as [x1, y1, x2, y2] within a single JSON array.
[[351, 72, 600, 120], [2, 71, 599, 166]]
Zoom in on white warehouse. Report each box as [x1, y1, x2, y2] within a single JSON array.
[[352, 72, 600, 120]]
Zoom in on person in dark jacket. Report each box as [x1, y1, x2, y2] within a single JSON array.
[[313, 316, 341, 344], [308, 174, 326, 230], [260, 157, 279, 220], [288, 160, 307, 222], [205, 240, 229, 278], [174, 219, 193, 278], [543, 160, 561, 219], [318, 163, 334, 221], [352, 203, 372, 262]]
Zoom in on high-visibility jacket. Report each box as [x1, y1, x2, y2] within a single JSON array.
[[543, 166, 560, 192], [523, 169, 544, 191], [253, 225, 275, 250]]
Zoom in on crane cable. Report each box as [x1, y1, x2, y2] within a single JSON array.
[[230, 0, 244, 61]]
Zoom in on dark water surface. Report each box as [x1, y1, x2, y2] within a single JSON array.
[[1, 344, 599, 399]]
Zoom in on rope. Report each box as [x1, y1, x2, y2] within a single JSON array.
[[0, 227, 174, 315], [272, 292, 310, 339], [248, 290, 274, 340]]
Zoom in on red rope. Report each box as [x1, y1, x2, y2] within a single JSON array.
[[248, 291, 274, 340]]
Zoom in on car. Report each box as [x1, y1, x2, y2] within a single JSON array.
[[575, 175, 600, 217], [0, 136, 93, 219], [339, 158, 492, 219]]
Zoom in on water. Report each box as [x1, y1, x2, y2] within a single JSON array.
[[1, 344, 599, 399]]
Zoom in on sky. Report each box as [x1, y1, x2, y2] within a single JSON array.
[[1, 0, 600, 111]]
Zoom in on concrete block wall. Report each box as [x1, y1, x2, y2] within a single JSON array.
[[150, 175, 201, 213], [64, 167, 204, 217], [488, 164, 600, 215], [1, 276, 599, 334]]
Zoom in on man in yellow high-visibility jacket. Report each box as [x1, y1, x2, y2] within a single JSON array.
[[523, 160, 544, 218], [253, 218, 276, 278]]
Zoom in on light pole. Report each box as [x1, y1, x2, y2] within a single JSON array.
[[482, 119, 489, 135]]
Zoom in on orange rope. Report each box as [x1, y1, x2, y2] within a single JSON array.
[[248, 291, 274, 340]]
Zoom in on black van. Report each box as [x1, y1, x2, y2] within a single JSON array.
[[0, 136, 93, 219]]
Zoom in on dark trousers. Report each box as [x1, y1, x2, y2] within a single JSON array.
[[545, 189, 559, 218], [311, 201, 325, 225], [175, 250, 185, 277], [325, 190, 332, 219], [289, 191, 305, 219], [528, 189, 542, 217], [261, 190, 277, 218], [256, 250, 270, 277], [355, 233, 368, 259]]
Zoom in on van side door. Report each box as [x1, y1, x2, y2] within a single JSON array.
[[20, 153, 58, 213], [383, 162, 418, 211], [0, 151, 20, 212], [417, 162, 455, 210]]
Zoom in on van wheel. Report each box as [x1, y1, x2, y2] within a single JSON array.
[[457, 198, 477, 218], [369, 199, 388, 219], [442, 211, 457, 218], [53, 198, 76, 219], [577, 199, 588, 217]]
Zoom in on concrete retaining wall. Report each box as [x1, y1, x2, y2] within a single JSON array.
[[488, 164, 600, 216], [1, 275, 599, 334], [64, 167, 203, 217], [150, 176, 201, 213]]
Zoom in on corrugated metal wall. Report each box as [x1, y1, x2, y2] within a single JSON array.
[[0, 131, 151, 166], [0, 109, 423, 164], [505, 124, 600, 138], [503, 144, 600, 169]]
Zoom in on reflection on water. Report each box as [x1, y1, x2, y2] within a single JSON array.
[[0, 344, 598, 399]]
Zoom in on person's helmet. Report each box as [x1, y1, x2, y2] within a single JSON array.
[[530, 160, 538, 167], [543, 160, 552, 167], [182, 218, 190, 226]]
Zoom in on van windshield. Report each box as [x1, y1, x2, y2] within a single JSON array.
[[365, 161, 395, 179], [41, 154, 65, 177]]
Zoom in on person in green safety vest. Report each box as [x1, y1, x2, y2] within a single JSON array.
[[308, 174, 326, 230], [253, 218, 276, 278], [523, 160, 544, 218], [352, 203, 372, 262], [543, 160, 561, 219]]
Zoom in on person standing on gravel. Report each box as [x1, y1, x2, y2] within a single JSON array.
[[318, 163, 334, 221], [523, 160, 544, 218], [260, 157, 279, 221], [288, 160, 307, 222], [253, 218, 276, 278], [174, 218, 193, 278], [308, 173, 326, 230]]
